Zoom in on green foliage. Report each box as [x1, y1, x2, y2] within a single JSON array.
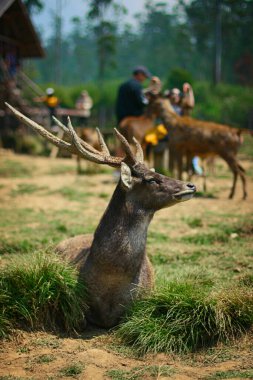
[[192, 81, 253, 128], [0, 252, 87, 336], [166, 67, 194, 89], [117, 279, 253, 354]]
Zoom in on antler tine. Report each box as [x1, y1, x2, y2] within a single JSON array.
[[52, 116, 69, 133], [5, 103, 76, 154], [96, 128, 110, 155], [132, 137, 144, 163], [114, 128, 136, 164], [67, 117, 122, 167], [52, 116, 101, 155]]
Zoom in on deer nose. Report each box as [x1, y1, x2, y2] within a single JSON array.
[[186, 182, 196, 191]]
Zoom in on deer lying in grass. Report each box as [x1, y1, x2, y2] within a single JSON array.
[[146, 93, 247, 199], [5, 103, 196, 328]]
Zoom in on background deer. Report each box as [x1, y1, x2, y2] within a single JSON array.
[[6, 103, 196, 328], [146, 93, 247, 199]]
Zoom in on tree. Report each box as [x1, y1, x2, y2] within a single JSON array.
[[23, 0, 44, 15], [183, 0, 253, 84], [87, 0, 124, 82]]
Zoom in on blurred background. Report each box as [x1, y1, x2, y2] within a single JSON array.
[[1, 0, 253, 154]]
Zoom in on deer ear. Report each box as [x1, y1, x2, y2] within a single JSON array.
[[120, 162, 133, 190]]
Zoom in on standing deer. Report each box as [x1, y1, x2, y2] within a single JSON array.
[[146, 93, 247, 199], [5, 103, 196, 328]]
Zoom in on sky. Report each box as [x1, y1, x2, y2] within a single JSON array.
[[32, 0, 150, 41]]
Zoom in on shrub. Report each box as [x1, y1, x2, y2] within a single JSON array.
[[0, 252, 87, 335]]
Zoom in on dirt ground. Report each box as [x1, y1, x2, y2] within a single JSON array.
[[0, 151, 253, 380]]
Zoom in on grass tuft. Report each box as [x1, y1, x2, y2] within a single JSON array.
[[117, 279, 253, 355], [0, 251, 87, 336], [106, 365, 174, 379], [59, 363, 84, 377]]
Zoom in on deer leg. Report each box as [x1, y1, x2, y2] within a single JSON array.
[[223, 156, 239, 199], [238, 164, 247, 200], [224, 155, 247, 200], [186, 153, 193, 180], [168, 147, 175, 176], [229, 167, 237, 199], [177, 154, 183, 180]]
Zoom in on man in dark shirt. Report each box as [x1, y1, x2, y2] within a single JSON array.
[[116, 66, 151, 124]]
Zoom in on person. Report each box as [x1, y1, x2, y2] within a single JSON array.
[[165, 83, 202, 175], [164, 82, 195, 116], [44, 88, 59, 120], [75, 90, 93, 127], [115, 65, 151, 124], [34, 88, 59, 128]]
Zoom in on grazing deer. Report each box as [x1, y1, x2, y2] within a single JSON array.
[[5, 103, 196, 328], [146, 93, 247, 199]]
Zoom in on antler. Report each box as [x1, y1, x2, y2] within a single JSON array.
[[5, 103, 143, 167]]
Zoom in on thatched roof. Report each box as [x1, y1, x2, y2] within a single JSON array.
[[0, 0, 44, 58]]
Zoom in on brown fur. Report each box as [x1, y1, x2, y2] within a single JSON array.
[[6, 103, 196, 329], [148, 95, 247, 199], [56, 164, 196, 328]]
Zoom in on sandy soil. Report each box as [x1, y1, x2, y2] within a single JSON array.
[[0, 152, 253, 379]]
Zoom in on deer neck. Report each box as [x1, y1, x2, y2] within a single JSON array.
[[157, 100, 178, 128], [90, 184, 154, 270]]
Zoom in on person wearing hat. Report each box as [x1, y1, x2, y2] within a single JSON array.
[[115, 66, 152, 124]]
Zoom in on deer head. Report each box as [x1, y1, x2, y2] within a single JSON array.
[[5, 103, 196, 209]]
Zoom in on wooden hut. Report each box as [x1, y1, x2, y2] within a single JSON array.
[[0, 0, 44, 148]]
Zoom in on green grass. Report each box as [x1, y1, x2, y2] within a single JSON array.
[[52, 187, 93, 202], [0, 208, 95, 256], [10, 184, 48, 197], [0, 291, 11, 338], [184, 217, 203, 228], [48, 165, 76, 175], [204, 370, 253, 379], [0, 377, 30, 380], [0, 160, 34, 178], [59, 363, 84, 377], [0, 252, 87, 336], [117, 278, 253, 355], [181, 218, 253, 246], [106, 365, 175, 380], [31, 337, 60, 349], [34, 354, 55, 364]]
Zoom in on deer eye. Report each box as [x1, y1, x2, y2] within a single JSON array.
[[145, 177, 158, 185]]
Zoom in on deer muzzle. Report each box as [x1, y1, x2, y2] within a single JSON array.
[[173, 182, 196, 202]]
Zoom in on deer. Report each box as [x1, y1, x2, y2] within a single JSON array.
[[145, 93, 247, 200], [5, 102, 196, 328]]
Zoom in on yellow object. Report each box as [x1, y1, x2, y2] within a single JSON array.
[[46, 96, 58, 108], [144, 124, 168, 146]]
